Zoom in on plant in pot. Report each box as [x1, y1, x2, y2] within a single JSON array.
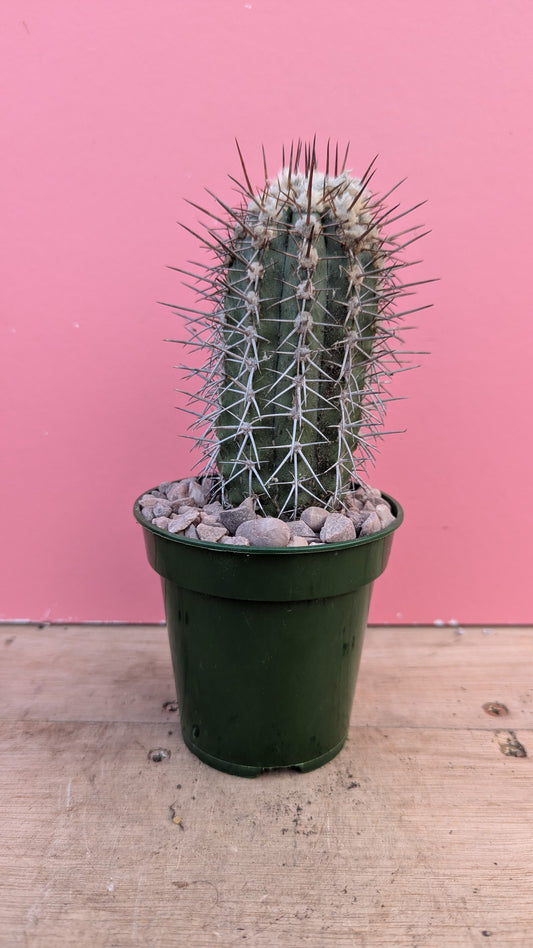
[[134, 140, 429, 777]]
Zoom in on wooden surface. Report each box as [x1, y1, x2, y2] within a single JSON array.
[[1, 624, 532, 947]]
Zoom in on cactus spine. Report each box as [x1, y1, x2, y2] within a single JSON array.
[[171, 142, 427, 517]]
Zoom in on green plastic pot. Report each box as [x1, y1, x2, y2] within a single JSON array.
[[134, 489, 403, 777]]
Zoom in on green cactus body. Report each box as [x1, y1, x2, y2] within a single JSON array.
[[215, 168, 386, 515], [172, 144, 425, 518]]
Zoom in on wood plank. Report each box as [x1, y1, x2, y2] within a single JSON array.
[[2, 624, 532, 946], [0, 624, 176, 724], [1, 720, 531, 947], [353, 624, 533, 730], [2, 624, 532, 731]]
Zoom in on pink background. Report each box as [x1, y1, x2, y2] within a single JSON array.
[[2, 0, 532, 624]]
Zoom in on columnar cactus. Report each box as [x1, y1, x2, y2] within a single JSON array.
[[171, 141, 427, 517]]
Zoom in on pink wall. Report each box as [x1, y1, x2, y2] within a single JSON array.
[[2, 0, 532, 624]]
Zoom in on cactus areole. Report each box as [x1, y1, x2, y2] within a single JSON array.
[[171, 142, 427, 518]]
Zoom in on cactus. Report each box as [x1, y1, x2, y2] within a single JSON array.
[[170, 141, 428, 517]]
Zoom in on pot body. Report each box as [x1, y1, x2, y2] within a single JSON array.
[[134, 493, 403, 777]]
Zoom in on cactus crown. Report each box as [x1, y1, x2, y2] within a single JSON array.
[[169, 141, 428, 517]]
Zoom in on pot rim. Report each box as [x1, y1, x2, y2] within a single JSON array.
[[133, 485, 404, 555]]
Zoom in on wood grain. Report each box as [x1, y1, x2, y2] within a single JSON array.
[[2, 624, 532, 731], [1, 625, 532, 947]]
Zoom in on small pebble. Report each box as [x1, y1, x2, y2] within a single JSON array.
[[346, 508, 371, 532], [220, 535, 251, 546], [167, 509, 200, 533], [320, 513, 356, 544], [166, 482, 190, 503], [183, 524, 199, 540], [200, 512, 223, 526], [374, 503, 395, 528], [188, 481, 206, 507], [175, 497, 197, 509], [363, 498, 378, 511], [344, 493, 364, 511], [196, 523, 228, 543], [359, 512, 382, 536], [288, 520, 317, 540], [202, 502, 224, 516], [287, 536, 309, 548], [140, 494, 159, 509], [220, 497, 256, 535], [235, 517, 291, 548], [153, 516, 171, 529], [152, 501, 172, 518], [168, 500, 184, 512], [301, 506, 328, 532]]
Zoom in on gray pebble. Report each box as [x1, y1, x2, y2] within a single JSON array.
[[141, 506, 155, 520], [196, 523, 228, 543], [220, 498, 256, 535], [188, 480, 206, 507], [200, 512, 223, 526], [363, 498, 378, 511], [166, 481, 190, 503], [235, 517, 291, 548], [167, 509, 200, 533], [152, 501, 172, 518], [168, 500, 185, 512], [301, 506, 328, 532], [202, 501, 224, 516], [183, 524, 199, 540], [287, 536, 309, 548], [359, 512, 382, 536], [152, 516, 171, 529], [344, 492, 364, 511], [219, 535, 251, 546], [140, 494, 159, 508], [320, 513, 356, 544], [288, 520, 318, 540], [375, 503, 395, 528], [346, 508, 370, 532]]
